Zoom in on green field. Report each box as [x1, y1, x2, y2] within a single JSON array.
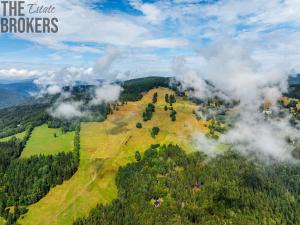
[[0, 217, 5, 225], [20, 124, 75, 158], [19, 88, 210, 225], [0, 131, 26, 142]]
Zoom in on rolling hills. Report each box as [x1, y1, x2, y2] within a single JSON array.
[[0, 76, 298, 225], [18, 87, 210, 225]]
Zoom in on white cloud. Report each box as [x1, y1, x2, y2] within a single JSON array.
[[91, 84, 123, 105], [0, 68, 41, 80], [33, 67, 94, 88], [140, 3, 164, 25], [129, 0, 165, 25], [94, 47, 121, 75], [220, 113, 297, 161], [46, 83, 123, 119], [32, 46, 124, 94], [47, 85, 62, 95], [140, 38, 188, 48], [193, 133, 219, 157], [174, 40, 299, 161], [14, 0, 149, 51], [3, 0, 300, 77], [49, 101, 86, 119]]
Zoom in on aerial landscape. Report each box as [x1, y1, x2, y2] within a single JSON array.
[[0, 0, 300, 225]]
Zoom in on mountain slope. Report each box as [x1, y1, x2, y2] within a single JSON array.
[[19, 87, 210, 225]]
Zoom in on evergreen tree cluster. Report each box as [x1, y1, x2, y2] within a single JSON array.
[[0, 126, 80, 224], [120, 77, 170, 101], [208, 119, 226, 136], [169, 94, 176, 104], [48, 118, 80, 133], [0, 127, 33, 172], [136, 122, 142, 129], [165, 93, 169, 103], [165, 94, 177, 121], [143, 103, 155, 121], [152, 92, 158, 104], [1, 152, 77, 206], [170, 110, 177, 121], [151, 127, 160, 138], [165, 93, 176, 105], [0, 104, 49, 139], [75, 145, 300, 225]]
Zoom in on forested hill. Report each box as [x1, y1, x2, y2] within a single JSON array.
[[120, 76, 171, 101], [63, 76, 171, 102], [0, 76, 299, 225], [75, 144, 300, 225]]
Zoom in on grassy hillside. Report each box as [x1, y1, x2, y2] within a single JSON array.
[[20, 125, 75, 158], [19, 88, 209, 225]]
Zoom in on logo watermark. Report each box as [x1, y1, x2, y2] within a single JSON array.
[[0, 0, 58, 33]]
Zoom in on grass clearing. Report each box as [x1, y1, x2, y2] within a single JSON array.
[[0, 217, 5, 225], [19, 88, 209, 225], [20, 124, 74, 158], [0, 131, 26, 142]]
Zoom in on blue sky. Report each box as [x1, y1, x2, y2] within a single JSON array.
[[0, 0, 300, 80]]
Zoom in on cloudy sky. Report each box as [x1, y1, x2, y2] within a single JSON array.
[[1, 0, 300, 80]]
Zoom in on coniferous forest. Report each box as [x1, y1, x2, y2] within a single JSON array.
[[0, 127, 80, 224], [75, 144, 300, 225]]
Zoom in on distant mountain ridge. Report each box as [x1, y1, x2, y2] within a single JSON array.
[[0, 75, 299, 109], [0, 82, 38, 94], [288, 74, 300, 84], [0, 80, 38, 108]]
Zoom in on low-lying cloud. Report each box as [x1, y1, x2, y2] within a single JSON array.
[[32, 47, 124, 119], [91, 84, 123, 105], [174, 41, 299, 162], [46, 85, 62, 95], [48, 101, 86, 119], [32, 47, 125, 98], [47, 82, 123, 120]]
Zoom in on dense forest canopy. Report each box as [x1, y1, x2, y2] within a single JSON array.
[[0, 127, 80, 224], [75, 144, 300, 225]]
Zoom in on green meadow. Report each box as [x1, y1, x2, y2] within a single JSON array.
[[0, 217, 5, 225], [21, 124, 74, 158], [0, 131, 26, 142]]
